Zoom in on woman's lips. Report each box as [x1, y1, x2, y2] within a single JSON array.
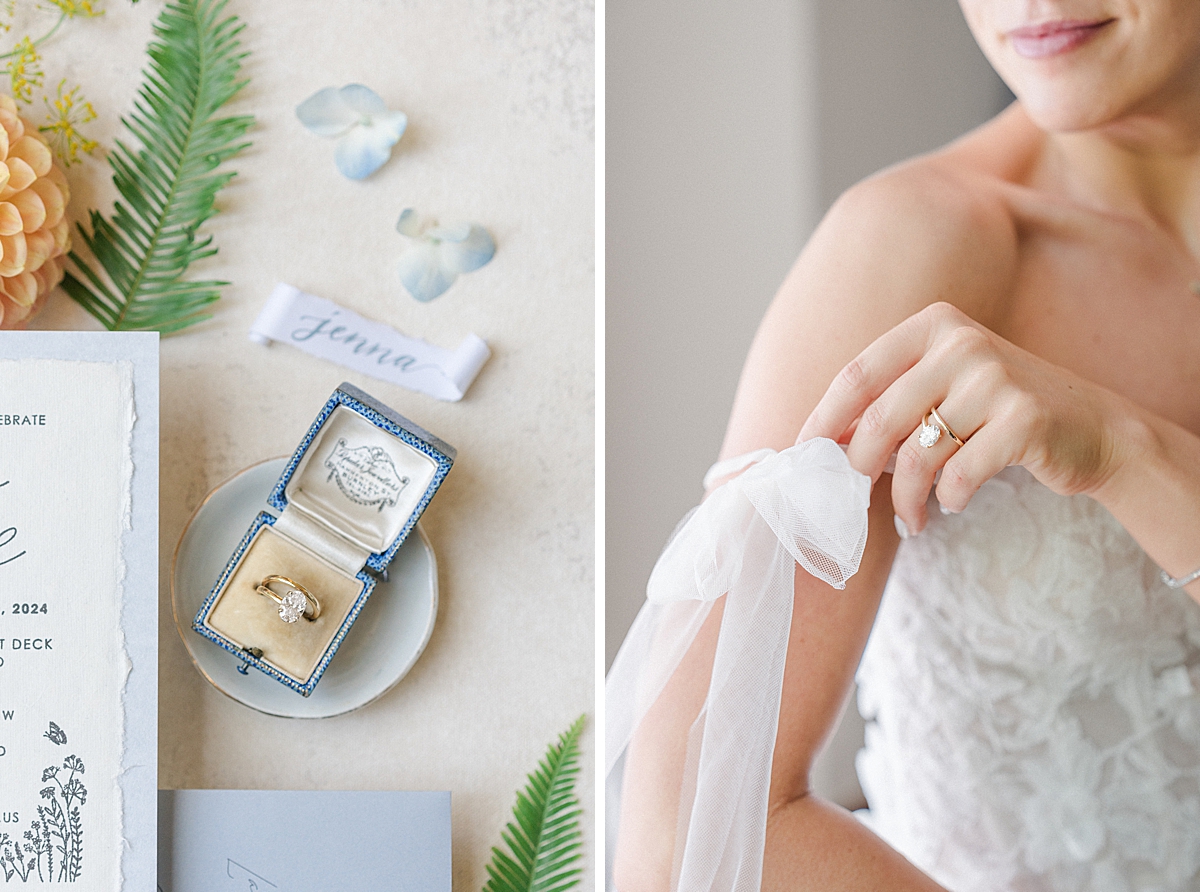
[[1007, 19, 1114, 59]]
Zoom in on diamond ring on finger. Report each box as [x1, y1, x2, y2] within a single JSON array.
[[918, 407, 966, 449]]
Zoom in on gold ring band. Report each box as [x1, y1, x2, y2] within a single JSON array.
[[926, 407, 966, 448], [256, 575, 321, 623]]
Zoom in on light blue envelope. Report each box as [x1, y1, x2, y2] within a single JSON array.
[[158, 789, 451, 892]]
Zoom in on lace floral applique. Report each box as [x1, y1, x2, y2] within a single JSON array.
[[857, 466, 1200, 890]]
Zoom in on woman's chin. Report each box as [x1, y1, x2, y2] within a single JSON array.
[[1011, 88, 1123, 134]]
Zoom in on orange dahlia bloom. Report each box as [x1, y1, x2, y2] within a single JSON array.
[[0, 94, 69, 329]]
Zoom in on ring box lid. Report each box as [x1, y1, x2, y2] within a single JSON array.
[[268, 383, 455, 574]]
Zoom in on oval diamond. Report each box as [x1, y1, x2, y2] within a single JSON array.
[[918, 422, 941, 449], [278, 589, 307, 623]]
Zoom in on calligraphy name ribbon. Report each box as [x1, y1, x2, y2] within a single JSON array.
[[605, 437, 871, 891], [249, 283, 490, 402]]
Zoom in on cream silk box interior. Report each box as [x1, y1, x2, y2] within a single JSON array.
[[192, 383, 456, 696]]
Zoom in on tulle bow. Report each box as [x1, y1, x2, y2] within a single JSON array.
[[606, 437, 871, 891]]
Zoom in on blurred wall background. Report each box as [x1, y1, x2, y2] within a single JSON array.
[[606, 0, 1010, 808]]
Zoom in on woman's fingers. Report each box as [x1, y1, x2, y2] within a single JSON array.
[[887, 394, 980, 529], [842, 346, 990, 481], [865, 352, 1006, 530], [936, 440, 1007, 515], [890, 407, 1026, 532], [799, 308, 933, 445], [800, 303, 986, 449], [809, 315, 995, 484], [889, 426, 952, 534], [799, 301, 1112, 530], [842, 364, 939, 481], [935, 394, 1037, 511]]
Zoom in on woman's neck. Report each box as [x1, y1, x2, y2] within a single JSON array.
[[1037, 108, 1200, 255]]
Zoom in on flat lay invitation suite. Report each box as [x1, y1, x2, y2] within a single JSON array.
[[0, 332, 158, 890]]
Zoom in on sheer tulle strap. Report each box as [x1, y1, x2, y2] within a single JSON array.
[[702, 448, 775, 491], [606, 437, 871, 891]]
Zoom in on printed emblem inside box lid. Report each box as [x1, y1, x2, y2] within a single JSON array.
[[285, 405, 438, 557]]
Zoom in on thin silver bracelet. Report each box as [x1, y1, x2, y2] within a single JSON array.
[[1161, 565, 1200, 589]]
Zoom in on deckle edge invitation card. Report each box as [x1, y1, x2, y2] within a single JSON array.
[[0, 332, 158, 891]]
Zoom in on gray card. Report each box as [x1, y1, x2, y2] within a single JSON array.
[[158, 789, 451, 892]]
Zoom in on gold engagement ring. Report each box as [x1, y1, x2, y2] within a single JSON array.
[[256, 575, 321, 623], [918, 407, 966, 449]]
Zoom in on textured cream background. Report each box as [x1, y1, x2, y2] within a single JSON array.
[[30, 0, 594, 886]]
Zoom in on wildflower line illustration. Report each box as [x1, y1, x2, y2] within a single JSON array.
[[0, 724, 86, 883]]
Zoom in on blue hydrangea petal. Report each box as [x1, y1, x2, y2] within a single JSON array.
[[438, 224, 495, 273], [334, 122, 399, 179], [396, 208, 423, 237], [398, 243, 458, 302], [296, 87, 358, 137], [426, 223, 471, 241], [371, 110, 408, 142], [338, 83, 388, 116]]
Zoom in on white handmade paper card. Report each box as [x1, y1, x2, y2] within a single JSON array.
[[0, 332, 157, 891]]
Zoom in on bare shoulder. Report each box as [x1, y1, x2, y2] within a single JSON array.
[[722, 145, 1021, 456], [808, 154, 1020, 327]]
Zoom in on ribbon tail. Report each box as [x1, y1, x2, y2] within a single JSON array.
[[607, 438, 872, 891], [675, 521, 795, 891], [605, 597, 716, 778]]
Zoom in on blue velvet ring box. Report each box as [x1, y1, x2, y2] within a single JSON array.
[[192, 383, 456, 696]]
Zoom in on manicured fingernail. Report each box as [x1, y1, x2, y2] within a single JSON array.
[[893, 514, 910, 540]]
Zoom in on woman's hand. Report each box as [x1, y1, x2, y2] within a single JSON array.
[[799, 301, 1131, 534]]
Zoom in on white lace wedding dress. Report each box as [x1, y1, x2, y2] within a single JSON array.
[[607, 442, 1200, 891], [855, 466, 1200, 891]]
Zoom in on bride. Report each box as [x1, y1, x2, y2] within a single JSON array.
[[608, 1, 1200, 889]]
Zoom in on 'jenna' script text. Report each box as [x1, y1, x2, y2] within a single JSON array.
[[250, 284, 490, 400], [291, 315, 436, 374], [0, 481, 24, 568]]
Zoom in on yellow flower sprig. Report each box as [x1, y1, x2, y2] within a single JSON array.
[[0, 2, 104, 163], [42, 0, 100, 18], [5, 34, 40, 102], [39, 79, 94, 164]]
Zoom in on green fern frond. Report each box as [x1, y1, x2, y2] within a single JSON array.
[[483, 715, 586, 892], [62, 0, 252, 332]]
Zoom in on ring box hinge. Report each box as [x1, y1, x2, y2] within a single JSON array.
[[236, 645, 265, 675]]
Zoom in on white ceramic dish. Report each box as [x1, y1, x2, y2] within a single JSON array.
[[171, 458, 437, 718]]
